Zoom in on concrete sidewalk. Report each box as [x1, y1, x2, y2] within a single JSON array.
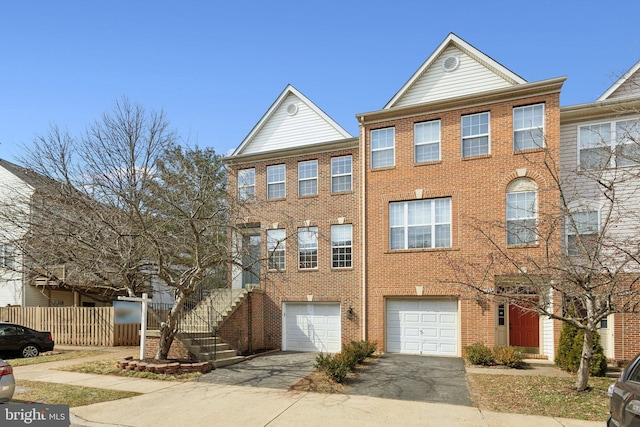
[[10, 347, 605, 426]]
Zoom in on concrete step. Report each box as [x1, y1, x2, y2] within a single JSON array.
[[212, 355, 246, 368], [202, 349, 238, 360]]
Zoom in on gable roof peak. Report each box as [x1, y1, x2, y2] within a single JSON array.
[[231, 84, 352, 157], [384, 33, 527, 109], [596, 59, 640, 102]]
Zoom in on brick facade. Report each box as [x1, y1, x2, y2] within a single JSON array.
[[227, 144, 362, 351], [362, 91, 562, 355]]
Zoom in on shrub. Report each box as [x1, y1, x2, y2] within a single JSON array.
[[492, 346, 524, 368], [343, 340, 377, 364], [314, 352, 333, 371], [323, 353, 351, 383], [555, 321, 607, 377], [465, 342, 494, 366]]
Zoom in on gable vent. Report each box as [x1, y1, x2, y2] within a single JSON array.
[[442, 56, 460, 72], [286, 103, 299, 116]]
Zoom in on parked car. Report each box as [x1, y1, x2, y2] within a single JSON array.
[[609, 352, 640, 427], [0, 322, 55, 358], [0, 358, 15, 403]]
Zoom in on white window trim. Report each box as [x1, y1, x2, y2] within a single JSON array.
[[331, 224, 353, 269], [371, 127, 395, 168], [298, 160, 318, 196], [461, 112, 490, 158], [267, 229, 286, 271], [577, 117, 640, 169], [506, 190, 538, 246], [238, 168, 255, 201], [566, 209, 600, 256], [414, 120, 441, 163], [389, 198, 452, 250], [267, 164, 286, 200], [298, 226, 318, 270], [331, 155, 352, 193], [513, 103, 545, 152]]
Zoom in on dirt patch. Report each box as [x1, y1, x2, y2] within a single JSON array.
[[288, 357, 377, 394]]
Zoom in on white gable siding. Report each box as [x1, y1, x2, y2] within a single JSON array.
[[242, 93, 349, 155], [393, 46, 515, 108], [606, 72, 640, 100], [0, 278, 22, 306]]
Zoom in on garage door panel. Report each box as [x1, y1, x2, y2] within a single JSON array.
[[284, 303, 341, 353], [386, 299, 458, 356]]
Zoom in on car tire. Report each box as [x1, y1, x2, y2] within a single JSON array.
[[21, 345, 40, 358]]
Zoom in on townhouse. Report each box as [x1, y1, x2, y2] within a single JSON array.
[[226, 33, 640, 361]]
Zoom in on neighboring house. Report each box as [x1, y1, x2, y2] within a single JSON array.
[[226, 85, 362, 352], [560, 60, 640, 361], [0, 158, 116, 307], [358, 33, 565, 359]]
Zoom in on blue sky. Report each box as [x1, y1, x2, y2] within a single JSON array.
[[1, 1, 639, 163]]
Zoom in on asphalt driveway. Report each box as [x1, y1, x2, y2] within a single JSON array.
[[347, 353, 473, 406], [197, 351, 316, 389]]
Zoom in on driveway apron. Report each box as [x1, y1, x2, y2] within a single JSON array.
[[347, 354, 473, 406], [196, 351, 317, 389]]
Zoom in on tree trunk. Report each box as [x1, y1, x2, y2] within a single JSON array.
[[575, 328, 594, 391], [155, 291, 188, 360]]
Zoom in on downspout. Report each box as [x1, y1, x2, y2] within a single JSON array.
[[359, 116, 367, 341]]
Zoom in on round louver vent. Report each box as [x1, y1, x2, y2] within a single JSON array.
[[287, 103, 298, 116], [442, 56, 460, 72]]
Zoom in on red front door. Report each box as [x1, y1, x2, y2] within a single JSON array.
[[509, 305, 539, 347]]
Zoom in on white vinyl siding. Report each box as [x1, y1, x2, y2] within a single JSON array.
[[267, 164, 286, 199], [514, 104, 545, 151], [390, 198, 451, 250], [462, 112, 490, 157], [242, 93, 350, 155], [331, 156, 352, 193], [393, 46, 515, 108], [298, 160, 318, 196], [371, 128, 395, 168], [414, 120, 441, 163], [386, 299, 458, 356]]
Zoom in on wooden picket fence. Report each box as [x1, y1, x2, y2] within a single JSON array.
[[0, 306, 140, 346]]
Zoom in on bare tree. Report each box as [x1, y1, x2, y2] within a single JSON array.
[[449, 118, 640, 391], [0, 98, 238, 359]]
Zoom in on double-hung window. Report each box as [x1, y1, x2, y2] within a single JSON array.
[[0, 244, 15, 269], [298, 160, 318, 196], [298, 227, 318, 269], [331, 224, 352, 268], [267, 164, 286, 199], [579, 119, 640, 169], [462, 112, 490, 157], [237, 168, 255, 201], [331, 156, 352, 193], [371, 127, 395, 168], [566, 210, 599, 256], [514, 104, 545, 151], [506, 183, 538, 246], [389, 198, 451, 250], [414, 120, 441, 163], [266, 229, 286, 270]]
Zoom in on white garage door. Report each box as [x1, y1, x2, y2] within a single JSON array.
[[386, 299, 458, 356], [283, 303, 341, 352]]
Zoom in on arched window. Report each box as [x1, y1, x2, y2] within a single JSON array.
[[506, 178, 538, 245]]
